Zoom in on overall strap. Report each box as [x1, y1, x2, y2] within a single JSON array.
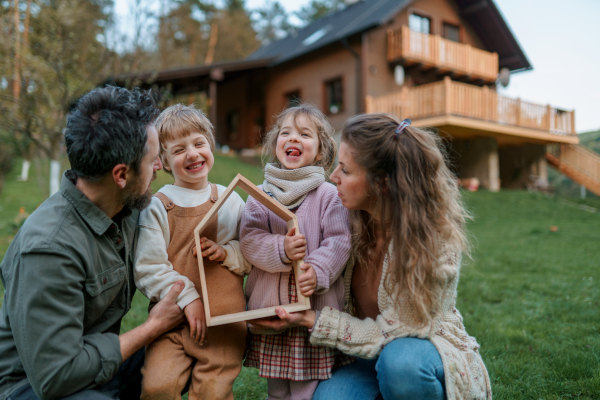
[[209, 183, 219, 203], [154, 192, 175, 211]]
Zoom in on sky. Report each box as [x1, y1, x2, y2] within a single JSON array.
[[114, 0, 600, 133]]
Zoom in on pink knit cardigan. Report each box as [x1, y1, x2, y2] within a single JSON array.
[[240, 182, 351, 332]]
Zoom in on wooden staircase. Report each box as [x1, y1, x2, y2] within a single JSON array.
[[546, 144, 600, 196]]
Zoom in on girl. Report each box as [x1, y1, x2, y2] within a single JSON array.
[[252, 114, 492, 399], [240, 104, 353, 400]]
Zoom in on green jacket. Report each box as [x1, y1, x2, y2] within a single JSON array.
[[0, 171, 139, 400]]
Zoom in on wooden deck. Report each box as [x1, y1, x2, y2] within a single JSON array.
[[387, 26, 498, 83], [366, 77, 577, 144]]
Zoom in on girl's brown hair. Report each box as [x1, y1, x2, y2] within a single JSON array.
[[262, 104, 336, 170], [342, 113, 470, 325]]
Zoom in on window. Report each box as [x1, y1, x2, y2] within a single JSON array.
[[226, 110, 239, 141], [409, 14, 430, 34], [284, 90, 302, 107], [443, 22, 460, 42], [324, 77, 343, 115]]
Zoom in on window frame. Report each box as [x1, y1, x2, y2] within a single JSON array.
[[442, 21, 461, 43], [408, 12, 432, 35], [323, 76, 344, 116]]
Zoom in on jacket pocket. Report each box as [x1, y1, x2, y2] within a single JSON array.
[[85, 262, 126, 297]]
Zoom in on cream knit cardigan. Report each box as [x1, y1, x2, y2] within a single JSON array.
[[310, 245, 492, 400]]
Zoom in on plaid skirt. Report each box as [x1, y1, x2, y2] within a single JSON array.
[[244, 271, 355, 381]]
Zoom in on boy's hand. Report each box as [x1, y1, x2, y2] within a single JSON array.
[[297, 263, 317, 296], [284, 227, 306, 261], [184, 298, 207, 345], [196, 237, 227, 262]]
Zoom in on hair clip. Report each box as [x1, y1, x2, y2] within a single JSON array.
[[394, 119, 411, 138]]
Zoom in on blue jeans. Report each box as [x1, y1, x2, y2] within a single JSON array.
[[8, 348, 145, 400], [313, 338, 445, 400]]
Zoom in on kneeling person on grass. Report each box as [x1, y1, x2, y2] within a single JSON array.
[[0, 86, 185, 400]]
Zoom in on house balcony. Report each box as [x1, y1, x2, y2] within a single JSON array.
[[365, 77, 577, 146], [387, 26, 499, 83]]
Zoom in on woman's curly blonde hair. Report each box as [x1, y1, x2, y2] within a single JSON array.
[[262, 104, 336, 170]]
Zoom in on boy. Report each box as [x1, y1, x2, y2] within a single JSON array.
[[134, 104, 250, 400]]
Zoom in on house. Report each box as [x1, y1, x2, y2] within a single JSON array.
[[109, 0, 600, 194]]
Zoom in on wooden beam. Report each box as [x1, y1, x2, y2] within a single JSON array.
[[194, 174, 311, 327]]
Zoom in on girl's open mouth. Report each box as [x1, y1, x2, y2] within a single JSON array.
[[185, 161, 205, 172], [285, 147, 302, 158]]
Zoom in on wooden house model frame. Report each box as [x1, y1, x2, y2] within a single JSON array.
[[194, 173, 311, 327]]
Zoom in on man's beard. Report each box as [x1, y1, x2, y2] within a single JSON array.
[[122, 172, 155, 211]]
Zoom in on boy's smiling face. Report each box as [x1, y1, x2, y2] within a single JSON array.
[[163, 132, 214, 190]]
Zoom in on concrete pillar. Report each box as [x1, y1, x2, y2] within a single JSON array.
[[451, 137, 500, 191]]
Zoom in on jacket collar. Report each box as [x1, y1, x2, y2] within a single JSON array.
[[60, 170, 131, 236]]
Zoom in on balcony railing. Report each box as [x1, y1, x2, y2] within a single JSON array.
[[387, 26, 499, 82], [365, 77, 576, 135]]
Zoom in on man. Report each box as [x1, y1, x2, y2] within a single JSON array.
[[0, 86, 185, 400]]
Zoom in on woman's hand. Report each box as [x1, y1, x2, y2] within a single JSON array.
[[249, 308, 316, 331]]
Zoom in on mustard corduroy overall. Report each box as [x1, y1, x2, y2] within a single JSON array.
[[141, 184, 247, 400]]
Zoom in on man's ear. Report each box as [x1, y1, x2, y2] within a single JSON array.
[[161, 156, 170, 171], [111, 163, 129, 189]]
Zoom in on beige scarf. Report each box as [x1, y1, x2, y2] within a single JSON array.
[[263, 163, 325, 209]]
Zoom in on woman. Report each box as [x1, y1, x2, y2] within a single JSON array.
[[252, 114, 491, 399]]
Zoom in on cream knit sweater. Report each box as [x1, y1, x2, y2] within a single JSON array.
[[310, 245, 492, 400]]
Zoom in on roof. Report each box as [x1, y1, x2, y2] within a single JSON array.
[[249, 0, 531, 71], [104, 58, 271, 94], [248, 0, 409, 65], [454, 0, 531, 71]]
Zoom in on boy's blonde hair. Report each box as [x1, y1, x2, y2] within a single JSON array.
[[262, 104, 336, 171], [154, 104, 215, 175]]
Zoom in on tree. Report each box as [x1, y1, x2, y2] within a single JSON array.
[[253, 0, 295, 45], [295, 0, 352, 23], [213, 0, 260, 61], [0, 0, 115, 196]]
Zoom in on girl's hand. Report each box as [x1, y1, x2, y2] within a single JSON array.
[[197, 237, 228, 262], [284, 227, 306, 261], [184, 298, 207, 345], [249, 308, 316, 331], [297, 263, 317, 296]]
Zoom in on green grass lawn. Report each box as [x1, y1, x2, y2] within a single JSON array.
[[1, 158, 600, 399]]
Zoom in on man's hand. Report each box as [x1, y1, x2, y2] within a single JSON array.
[[284, 227, 306, 261], [120, 281, 185, 362], [184, 299, 207, 345], [297, 263, 317, 296], [146, 281, 186, 337], [193, 237, 227, 262]]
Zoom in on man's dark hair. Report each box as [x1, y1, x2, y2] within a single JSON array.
[[65, 86, 159, 182]]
